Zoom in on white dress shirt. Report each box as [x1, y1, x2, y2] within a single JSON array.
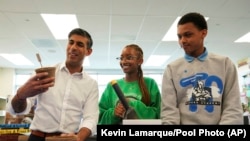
[[6, 62, 99, 135]]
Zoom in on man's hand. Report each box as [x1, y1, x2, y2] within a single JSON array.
[[17, 72, 55, 99], [11, 72, 55, 113], [76, 127, 91, 141]]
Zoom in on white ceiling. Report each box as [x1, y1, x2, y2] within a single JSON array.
[[0, 0, 250, 75]]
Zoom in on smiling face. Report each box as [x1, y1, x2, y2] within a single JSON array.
[[66, 34, 92, 71], [119, 45, 143, 76]]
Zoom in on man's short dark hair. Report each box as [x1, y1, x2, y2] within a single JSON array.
[[68, 28, 93, 48], [178, 12, 207, 30]]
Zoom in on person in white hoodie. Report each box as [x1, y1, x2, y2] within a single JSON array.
[[161, 12, 243, 124]]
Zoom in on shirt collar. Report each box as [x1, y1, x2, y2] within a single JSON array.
[[60, 61, 84, 77], [184, 47, 208, 62]]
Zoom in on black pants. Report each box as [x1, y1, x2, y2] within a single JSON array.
[[28, 134, 45, 141]]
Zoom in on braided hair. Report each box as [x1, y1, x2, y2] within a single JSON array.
[[125, 44, 151, 106]]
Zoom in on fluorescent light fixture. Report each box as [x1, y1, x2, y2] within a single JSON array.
[[83, 57, 90, 66], [162, 17, 209, 41], [162, 17, 181, 41], [0, 54, 33, 65], [144, 55, 170, 66], [235, 32, 250, 43], [41, 14, 79, 40]]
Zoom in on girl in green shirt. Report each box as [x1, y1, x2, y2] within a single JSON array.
[[98, 44, 161, 124]]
